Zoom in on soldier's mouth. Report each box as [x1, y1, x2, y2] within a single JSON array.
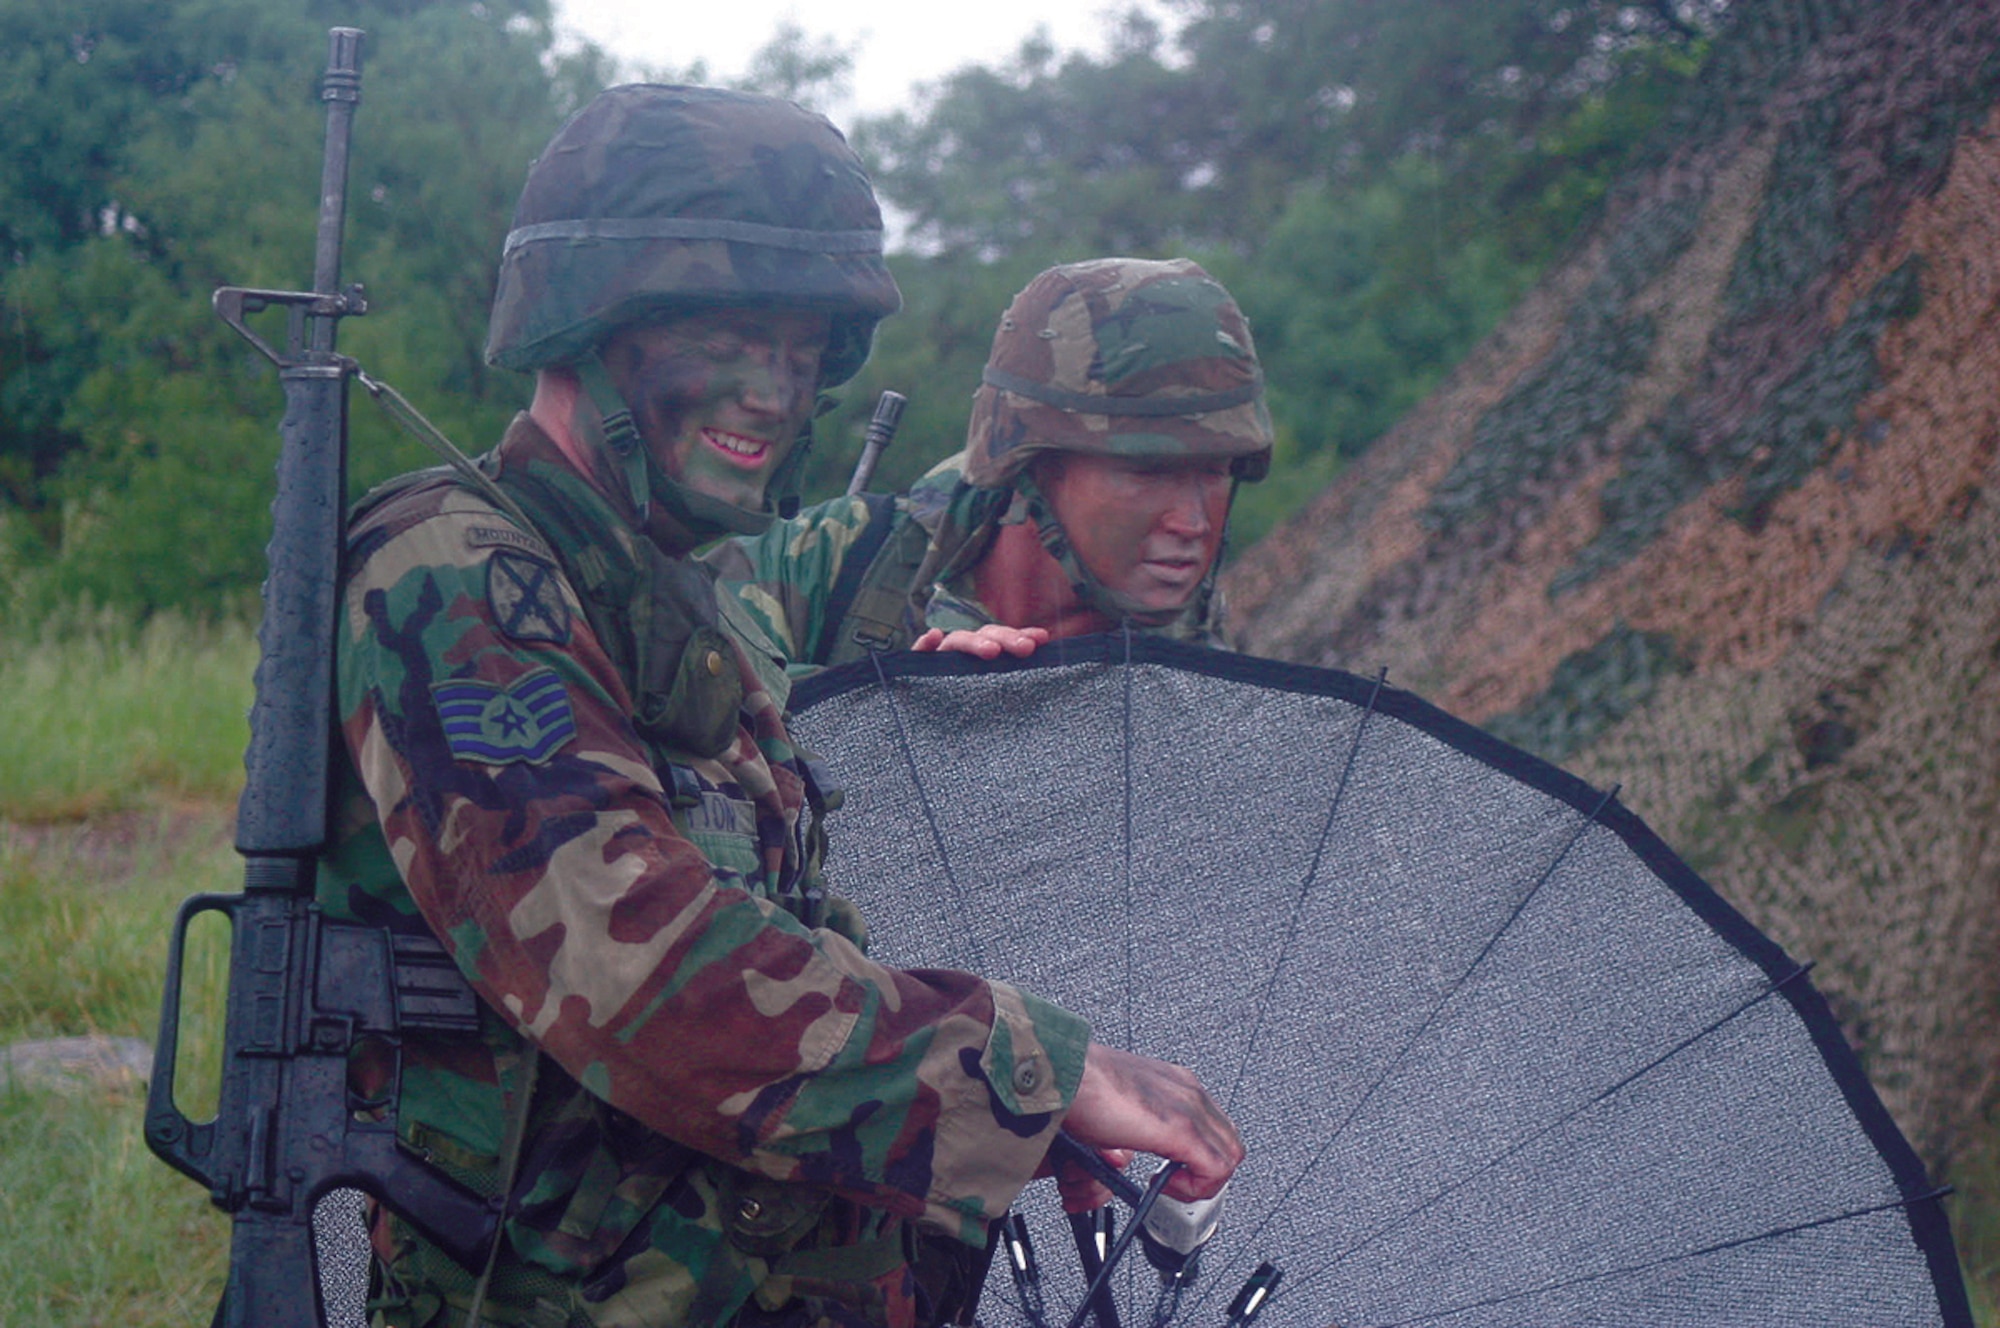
[[700, 429, 772, 469], [1140, 555, 1204, 585]]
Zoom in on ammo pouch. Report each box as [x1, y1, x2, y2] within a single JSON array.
[[721, 1170, 909, 1321], [721, 1170, 834, 1259], [627, 558, 742, 760]]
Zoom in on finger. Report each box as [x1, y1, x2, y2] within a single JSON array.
[[1050, 1146, 1123, 1213], [1159, 1119, 1245, 1201], [940, 631, 1002, 658], [911, 629, 944, 652], [1163, 1163, 1232, 1202], [1058, 1176, 1115, 1213]]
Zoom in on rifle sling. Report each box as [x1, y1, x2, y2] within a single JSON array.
[[821, 495, 937, 667], [815, 492, 897, 657]]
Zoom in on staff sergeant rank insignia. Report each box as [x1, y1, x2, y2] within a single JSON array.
[[432, 668, 577, 765], [487, 551, 571, 644]]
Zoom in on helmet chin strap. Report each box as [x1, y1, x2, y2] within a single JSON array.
[[1011, 470, 1220, 631], [575, 352, 654, 524], [574, 351, 781, 540]]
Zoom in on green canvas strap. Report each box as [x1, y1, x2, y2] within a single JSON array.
[[575, 354, 653, 525], [821, 497, 936, 667], [770, 1230, 909, 1285], [465, 1048, 542, 1328], [818, 492, 899, 654]]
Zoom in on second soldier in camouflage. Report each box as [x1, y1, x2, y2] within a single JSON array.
[[706, 258, 1274, 671]]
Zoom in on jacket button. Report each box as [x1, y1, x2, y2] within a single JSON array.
[[705, 650, 725, 677], [1013, 1059, 1042, 1095], [738, 1198, 763, 1222]]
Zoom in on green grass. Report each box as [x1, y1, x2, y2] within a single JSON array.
[[0, 611, 242, 1324], [0, 1084, 229, 1324], [0, 611, 256, 821], [0, 808, 236, 1325]]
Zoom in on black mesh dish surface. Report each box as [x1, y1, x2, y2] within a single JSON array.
[[788, 633, 1971, 1328]]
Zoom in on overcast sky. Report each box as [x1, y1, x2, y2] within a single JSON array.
[[550, 0, 1173, 119]]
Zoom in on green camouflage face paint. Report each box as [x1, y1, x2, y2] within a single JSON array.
[[606, 307, 829, 512]]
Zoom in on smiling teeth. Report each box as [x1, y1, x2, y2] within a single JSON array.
[[705, 430, 767, 457]]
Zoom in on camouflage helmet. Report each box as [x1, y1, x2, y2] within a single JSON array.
[[485, 84, 901, 386], [962, 257, 1272, 488]]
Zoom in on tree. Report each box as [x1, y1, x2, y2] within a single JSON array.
[[833, 1, 1727, 540], [0, 0, 1730, 611], [861, 1, 1725, 261], [0, 0, 601, 615]]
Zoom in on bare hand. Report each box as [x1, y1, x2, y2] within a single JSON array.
[[912, 624, 1050, 659], [1055, 1043, 1243, 1206]]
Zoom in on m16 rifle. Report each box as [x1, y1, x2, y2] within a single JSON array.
[[143, 29, 498, 1326]]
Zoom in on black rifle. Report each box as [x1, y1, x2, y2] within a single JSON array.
[[144, 29, 498, 1326], [844, 389, 908, 496]]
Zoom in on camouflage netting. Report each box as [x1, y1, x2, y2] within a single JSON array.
[[1226, 0, 2000, 1168]]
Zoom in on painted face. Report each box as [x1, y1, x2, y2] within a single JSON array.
[[604, 306, 830, 511], [1037, 453, 1234, 614]]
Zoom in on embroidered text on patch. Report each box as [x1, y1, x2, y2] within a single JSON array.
[[432, 669, 577, 764], [466, 524, 553, 558]]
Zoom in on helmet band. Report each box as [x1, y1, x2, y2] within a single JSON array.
[[504, 217, 885, 257], [980, 366, 1263, 418]]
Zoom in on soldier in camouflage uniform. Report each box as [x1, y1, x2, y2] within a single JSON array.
[[318, 88, 1241, 1328], [705, 258, 1273, 671]]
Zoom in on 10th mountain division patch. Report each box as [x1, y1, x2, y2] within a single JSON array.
[[487, 550, 571, 645]]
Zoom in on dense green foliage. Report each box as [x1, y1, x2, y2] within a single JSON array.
[[0, 0, 601, 615], [818, 0, 1725, 528], [0, 0, 1720, 614]]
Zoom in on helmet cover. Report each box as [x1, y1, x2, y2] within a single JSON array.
[[486, 84, 900, 387], [963, 257, 1272, 488]]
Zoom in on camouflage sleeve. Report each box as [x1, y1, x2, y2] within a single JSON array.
[[340, 491, 1088, 1241], [702, 492, 880, 667]]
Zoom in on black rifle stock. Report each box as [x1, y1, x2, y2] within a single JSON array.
[[144, 29, 497, 1325]]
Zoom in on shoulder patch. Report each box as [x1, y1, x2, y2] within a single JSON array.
[[487, 551, 572, 645], [431, 668, 577, 765]]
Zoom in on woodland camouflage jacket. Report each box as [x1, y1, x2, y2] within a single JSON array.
[[705, 453, 1228, 673], [316, 417, 1087, 1325]]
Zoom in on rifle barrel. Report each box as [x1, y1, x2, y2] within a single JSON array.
[[310, 27, 364, 348], [846, 389, 908, 496]]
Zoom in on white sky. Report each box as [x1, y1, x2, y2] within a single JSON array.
[[550, 0, 1172, 119]]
